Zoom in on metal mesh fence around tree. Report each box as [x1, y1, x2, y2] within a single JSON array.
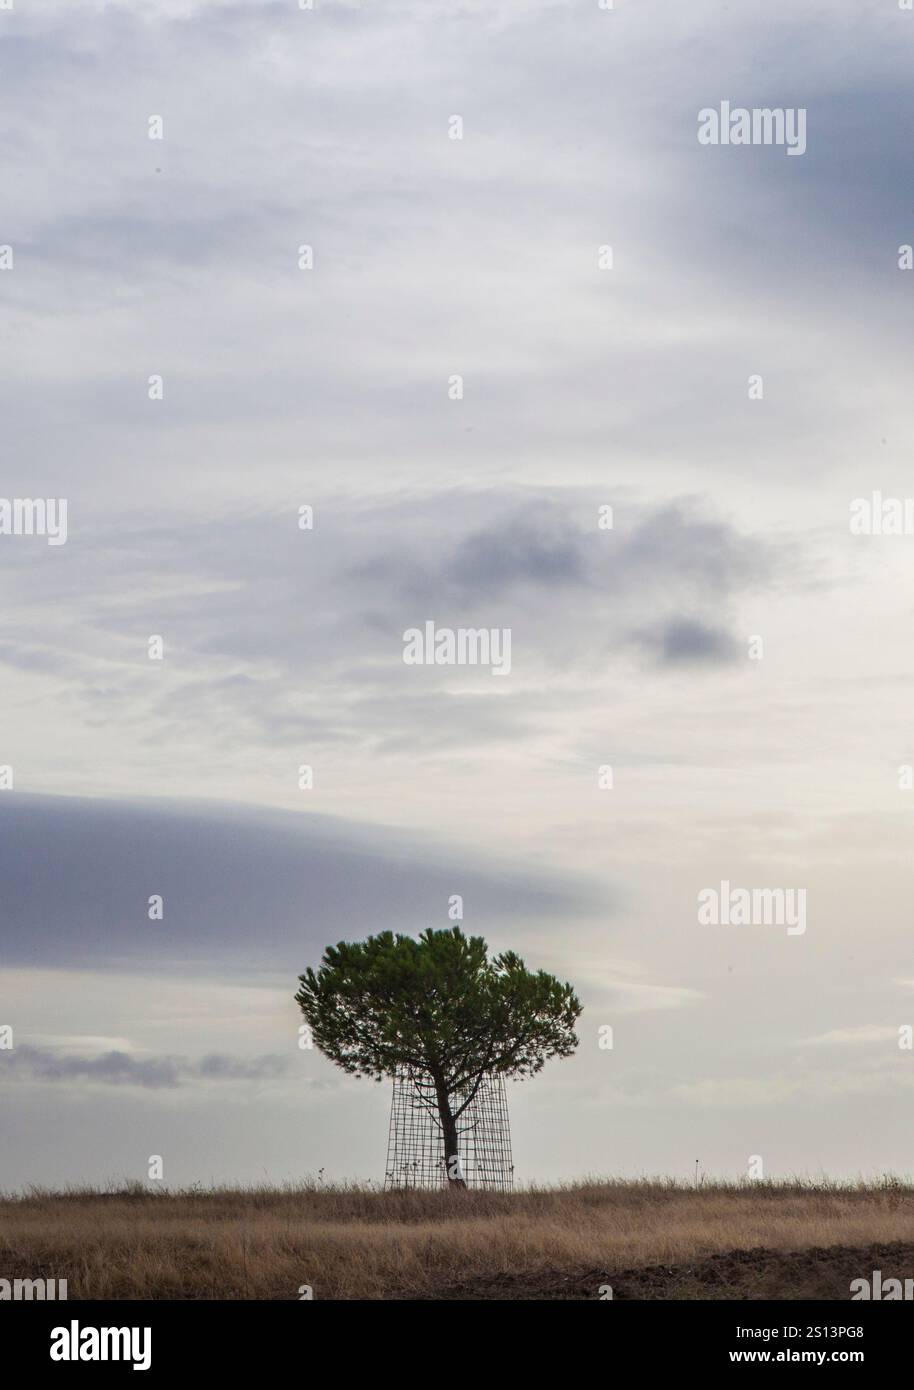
[[384, 1066, 514, 1191]]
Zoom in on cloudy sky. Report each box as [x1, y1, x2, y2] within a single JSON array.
[[2, 0, 913, 1189]]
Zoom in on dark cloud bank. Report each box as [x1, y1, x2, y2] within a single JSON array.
[[0, 793, 600, 975]]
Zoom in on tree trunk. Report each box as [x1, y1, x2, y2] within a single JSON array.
[[433, 1078, 467, 1189]]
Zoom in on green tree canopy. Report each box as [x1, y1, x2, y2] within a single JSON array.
[[295, 926, 581, 1185]]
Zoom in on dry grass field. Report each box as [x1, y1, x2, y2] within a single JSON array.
[[2, 1178, 913, 1300]]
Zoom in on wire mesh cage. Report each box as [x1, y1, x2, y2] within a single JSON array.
[[384, 1066, 514, 1191]]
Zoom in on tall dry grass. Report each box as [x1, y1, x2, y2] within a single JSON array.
[[2, 1177, 911, 1299]]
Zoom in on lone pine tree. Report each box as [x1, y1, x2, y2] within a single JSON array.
[[295, 926, 581, 1187]]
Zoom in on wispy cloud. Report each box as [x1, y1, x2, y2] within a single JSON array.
[[801, 1025, 901, 1048]]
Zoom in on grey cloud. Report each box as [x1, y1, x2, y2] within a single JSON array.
[[631, 616, 742, 667], [440, 517, 586, 598], [344, 496, 770, 611], [616, 505, 766, 595], [0, 491, 771, 761], [0, 792, 601, 974], [0, 1044, 291, 1089], [346, 511, 587, 604], [194, 1053, 291, 1082]]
